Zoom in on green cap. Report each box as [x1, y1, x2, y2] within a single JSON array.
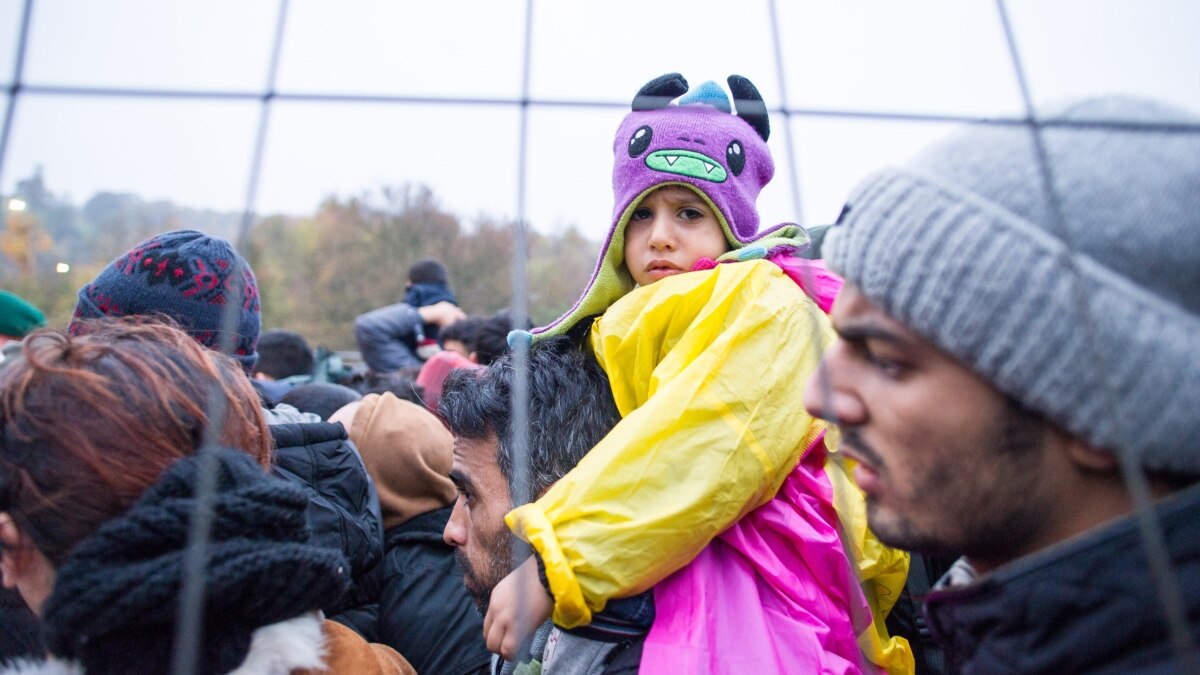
[[0, 290, 47, 338]]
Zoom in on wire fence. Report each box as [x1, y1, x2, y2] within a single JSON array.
[[1, 1, 1197, 673]]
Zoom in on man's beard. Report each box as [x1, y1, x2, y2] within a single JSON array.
[[454, 526, 522, 615], [845, 397, 1051, 565]]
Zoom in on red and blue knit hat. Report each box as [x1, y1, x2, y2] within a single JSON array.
[[69, 229, 261, 371], [528, 73, 809, 342]]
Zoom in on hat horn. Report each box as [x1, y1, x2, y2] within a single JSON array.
[[632, 73, 689, 111], [728, 74, 770, 141]]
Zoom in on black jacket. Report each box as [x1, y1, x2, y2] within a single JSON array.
[[270, 421, 384, 616], [925, 482, 1200, 674], [377, 507, 490, 675], [0, 587, 42, 665]]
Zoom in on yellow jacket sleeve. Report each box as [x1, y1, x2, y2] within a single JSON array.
[[506, 260, 834, 628]]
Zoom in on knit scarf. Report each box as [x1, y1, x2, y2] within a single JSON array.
[[41, 448, 351, 675]]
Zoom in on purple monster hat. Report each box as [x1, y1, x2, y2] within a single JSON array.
[[527, 73, 809, 343]]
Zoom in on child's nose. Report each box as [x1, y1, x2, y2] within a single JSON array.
[[647, 215, 676, 251]]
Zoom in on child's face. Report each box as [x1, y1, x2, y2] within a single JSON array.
[[624, 186, 729, 286]]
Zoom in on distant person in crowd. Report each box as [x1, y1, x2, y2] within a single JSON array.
[[489, 74, 909, 673], [0, 319, 414, 674], [346, 368, 427, 407], [281, 381, 363, 421], [441, 336, 644, 675], [355, 258, 467, 373], [469, 310, 523, 366], [0, 290, 46, 364], [804, 96, 1200, 673], [439, 315, 484, 359], [0, 290, 47, 663], [415, 309, 523, 414], [67, 229, 384, 635], [254, 328, 316, 403], [414, 350, 480, 414], [330, 392, 491, 674]]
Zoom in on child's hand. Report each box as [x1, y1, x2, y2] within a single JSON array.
[[483, 555, 553, 661]]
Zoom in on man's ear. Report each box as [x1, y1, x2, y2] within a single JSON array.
[[1063, 437, 1120, 472], [468, 352, 480, 364]]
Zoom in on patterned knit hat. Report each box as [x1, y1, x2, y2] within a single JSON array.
[[70, 229, 261, 371], [530, 73, 809, 342]]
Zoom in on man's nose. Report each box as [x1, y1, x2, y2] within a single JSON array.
[[443, 499, 466, 546], [803, 347, 866, 426]]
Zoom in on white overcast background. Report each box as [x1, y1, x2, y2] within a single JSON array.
[[1, 0, 1197, 241]]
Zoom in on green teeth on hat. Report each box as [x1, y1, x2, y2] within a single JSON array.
[[645, 149, 727, 183]]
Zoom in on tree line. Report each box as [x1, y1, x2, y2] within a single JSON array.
[[1, 169, 600, 350]]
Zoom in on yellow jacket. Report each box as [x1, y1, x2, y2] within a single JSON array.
[[509, 259, 829, 619], [507, 260, 912, 672]]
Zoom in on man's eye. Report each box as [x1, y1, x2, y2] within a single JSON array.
[[853, 341, 908, 379], [865, 349, 907, 378]]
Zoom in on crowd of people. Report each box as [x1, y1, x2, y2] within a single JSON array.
[[0, 71, 1196, 675]]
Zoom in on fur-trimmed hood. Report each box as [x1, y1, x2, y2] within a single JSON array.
[[1, 614, 328, 675]]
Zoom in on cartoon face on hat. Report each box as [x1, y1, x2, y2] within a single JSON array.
[[527, 74, 808, 343], [612, 74, 774, 244]]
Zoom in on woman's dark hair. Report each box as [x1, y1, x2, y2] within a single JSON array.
[[0, 317, 271, 565]]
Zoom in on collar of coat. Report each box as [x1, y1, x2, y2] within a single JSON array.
[[925, 481, 1200, 673]]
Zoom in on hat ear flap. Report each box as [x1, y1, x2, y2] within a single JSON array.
[[632, 73, 689, 111], [728, 74, 770, 141]]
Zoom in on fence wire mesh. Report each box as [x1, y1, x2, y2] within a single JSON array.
[[1, 1, 1197, 673]]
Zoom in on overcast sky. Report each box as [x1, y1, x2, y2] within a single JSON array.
[[1, 0, 1197, 242]]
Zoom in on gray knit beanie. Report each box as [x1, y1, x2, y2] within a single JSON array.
[[824, 96, 1200, 476]]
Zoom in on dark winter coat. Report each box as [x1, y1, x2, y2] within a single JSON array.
[[377, 507, 490, 675], [0, 587, 43, 664], [353, 303, 428, 372], [270, 421, 384, 617], [925, 482, 1200, 674]]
